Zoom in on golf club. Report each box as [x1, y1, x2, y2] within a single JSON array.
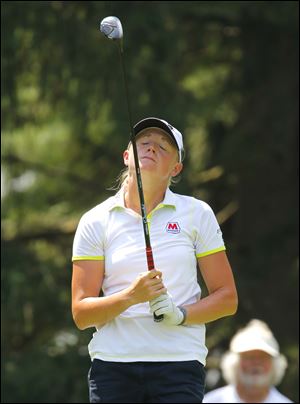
[[100, 16, 163, 322]]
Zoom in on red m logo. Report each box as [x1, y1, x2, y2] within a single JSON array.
[[166, 222, 181, 234]]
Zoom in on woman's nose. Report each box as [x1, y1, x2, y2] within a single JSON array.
[[147, 142, 156, 152]]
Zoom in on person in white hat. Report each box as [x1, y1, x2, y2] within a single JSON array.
[[203, 319, 293, 403], [71, 117, 238, 402]]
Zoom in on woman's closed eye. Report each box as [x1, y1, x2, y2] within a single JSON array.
[[141, 141, 167, 151]]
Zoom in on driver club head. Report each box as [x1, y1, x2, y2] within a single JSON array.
[[100, 16, 123, 40]]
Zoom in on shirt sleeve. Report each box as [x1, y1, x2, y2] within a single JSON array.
[[195, 202, 226, 258], [72, 211, 105, 261]]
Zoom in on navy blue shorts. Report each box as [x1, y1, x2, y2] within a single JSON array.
[[88, 359, 206, 403]]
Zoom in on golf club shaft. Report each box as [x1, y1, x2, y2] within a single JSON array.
[[117, 42, 163, 322]]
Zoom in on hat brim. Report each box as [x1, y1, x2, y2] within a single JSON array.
[[232, 342, 279, 357], [133, 118, 178, 149]]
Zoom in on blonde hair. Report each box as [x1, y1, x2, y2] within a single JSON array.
[[109, 167, 181, 191]]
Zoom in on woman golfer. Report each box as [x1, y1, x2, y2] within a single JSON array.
[[71, 117, 238, 403]]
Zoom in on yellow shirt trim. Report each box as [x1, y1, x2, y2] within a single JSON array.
[[196, 246, 226, 258], [72, 256, 104, 262]]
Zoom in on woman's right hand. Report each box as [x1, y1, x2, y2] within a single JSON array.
[[127, 270, 167, 305]]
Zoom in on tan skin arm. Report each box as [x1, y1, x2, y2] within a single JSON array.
[[183, 251, 238, 325], [71, 260, 166, 330]]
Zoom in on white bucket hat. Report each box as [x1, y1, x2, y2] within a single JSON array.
[[230, 319, 280, 357]]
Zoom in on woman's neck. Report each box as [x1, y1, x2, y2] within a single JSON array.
[[123, 175, 167, 215]]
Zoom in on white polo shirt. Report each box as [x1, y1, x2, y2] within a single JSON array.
[[72, 188, 226, 364], [203, 385, 293, 403]]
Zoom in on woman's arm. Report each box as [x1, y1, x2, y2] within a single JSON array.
[[184, 251, 238, 325]]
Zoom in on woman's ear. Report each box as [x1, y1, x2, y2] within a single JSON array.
[[171, 162, 183, 177], [123, 150, 129, 166]]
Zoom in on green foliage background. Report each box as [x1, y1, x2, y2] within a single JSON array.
[[2, 1, 298, 402]]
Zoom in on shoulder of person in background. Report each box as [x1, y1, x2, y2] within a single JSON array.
[[203, 385, 238, 403], [267, 386, 294, 403]]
